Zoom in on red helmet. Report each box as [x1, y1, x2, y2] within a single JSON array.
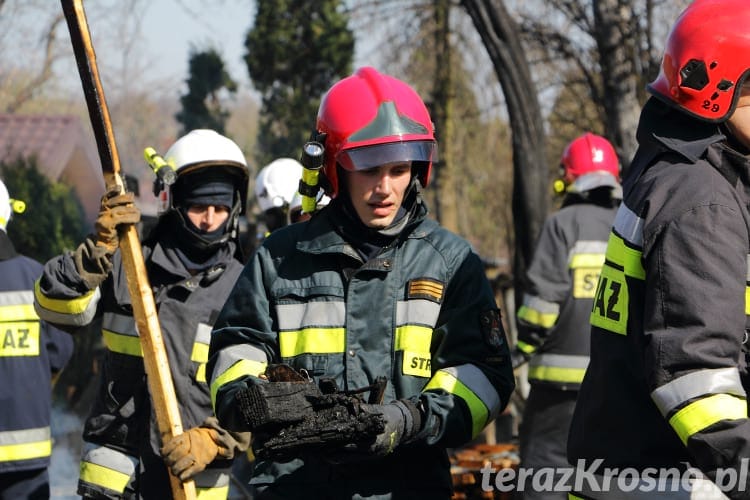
[[315, 67, 436, 197], [648, 0, 750, 122], [561, 133, 619, 182]]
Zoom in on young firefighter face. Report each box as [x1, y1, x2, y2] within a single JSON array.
[[342, 161, 412, 228], [185, 204, 230, 232]]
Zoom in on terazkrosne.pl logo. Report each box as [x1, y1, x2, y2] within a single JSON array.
[[479, 459, 750, 494]]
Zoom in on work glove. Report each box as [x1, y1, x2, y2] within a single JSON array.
[[511, 346, 532, 370], [73, 188, 140, 290], [94, 188, 141, 253], [343, 399, 422, 458], [160, 427, 231, 481]]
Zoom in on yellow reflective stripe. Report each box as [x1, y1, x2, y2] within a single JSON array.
[[102, 329, 143, 357], [0, 439, 51, 461], [569, 253, 605, 269], [516, 341, 537, 354], [395, 325, 433, 377], [527, 365, 586, 384], [669, 393, 747, 445], [517, 305, 557, 329], [196, 364, 206, 383], [196, 485, 229, 500], [746, 285, 750, 316], [0, 322, 40, 357], [606, 233, 644, 279], [34, 279, 98, 314], [394, 325, 432, 352], [0, 303, 37, 322], [278, 328, 345, 357], [79, 461, 130, 494], [192, 342, 209, 363], [590, 261, 629, 335], [572, 268, 601, 299], [424, 370, 488, 438], [211, 359, 267, 409]]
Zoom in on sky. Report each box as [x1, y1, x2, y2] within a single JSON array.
[[137, 1, 254, 90]]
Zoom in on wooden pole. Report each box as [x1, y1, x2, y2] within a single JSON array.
[[60, 1, 196, 498]]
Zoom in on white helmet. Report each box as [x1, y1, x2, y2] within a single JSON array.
[[0, 180, 10, 232], [288, 190, 331, 224], [254, 158, 303, 212], [158, 129, 250, 215]]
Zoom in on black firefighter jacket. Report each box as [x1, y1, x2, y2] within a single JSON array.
[[34, 232, 248, 498], [0, 231, 73, 474], [568, 97, 750, 498], [517, 195, 618, 390]]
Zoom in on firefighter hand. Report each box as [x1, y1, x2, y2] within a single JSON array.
[[357, 400, 421, 456], [161, 427, 229, 481], [322, 400, 422, 464], [94, 188, 140, 254], [511, 347, 531, 370]]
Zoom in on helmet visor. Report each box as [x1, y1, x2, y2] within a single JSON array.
[[337, 140, 436, 172]]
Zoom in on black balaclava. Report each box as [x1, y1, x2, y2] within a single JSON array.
[[163, 167, 240, 268]]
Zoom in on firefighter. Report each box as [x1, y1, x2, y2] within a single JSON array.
[[33, 129, 251, 499], [0, 179, 74, 500], [568, 1, 750, 498], [254, 157, 304, 234], [207, 67, 515, 499], [513, 133, 620, 499]]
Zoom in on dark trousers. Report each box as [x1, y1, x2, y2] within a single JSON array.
[[515, 385, 578, 500], [0, 468, 50, 500]]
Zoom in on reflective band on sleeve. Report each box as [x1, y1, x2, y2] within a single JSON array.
[[0, 427, 52, 462], [210, 358, 268, 409], [279, 328, 345, 357], [102, 330, 143, 357], [79, 462, 131, 494], [651, 367, 746, 417], [34, 280, 100, 326], [196, 485, 230, 499], [527, 354, 589, 384], [210, 344, 268, 386], [568, 240, 607, 269], [424, 364, 501, 438], [516, 341, 537, 355], [612, 204, 644, 247], [79, 442, 138, 495], [668, 393, 747, 445], [192, 342, 209, 363], [518, 294, 559, 329]]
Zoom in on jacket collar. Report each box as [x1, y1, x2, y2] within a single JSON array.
[[0, 231, 17, 260]]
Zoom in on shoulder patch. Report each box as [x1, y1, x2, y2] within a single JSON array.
[[407, 278, 445, 303], [481, 309, 507, 353]]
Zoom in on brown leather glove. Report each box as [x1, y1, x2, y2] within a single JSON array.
[[94, 188, 141, 253], [160, 427, 230, 481]]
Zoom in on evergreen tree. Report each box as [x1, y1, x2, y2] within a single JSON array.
[[0, 158, 86, 263], [245, 0, 354, 165], [176, 48, 237, 135]]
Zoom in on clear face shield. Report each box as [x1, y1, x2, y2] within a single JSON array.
[[336, 140, 437, 172]]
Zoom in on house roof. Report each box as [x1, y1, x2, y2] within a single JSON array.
[[0, 114, 105, 222]]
